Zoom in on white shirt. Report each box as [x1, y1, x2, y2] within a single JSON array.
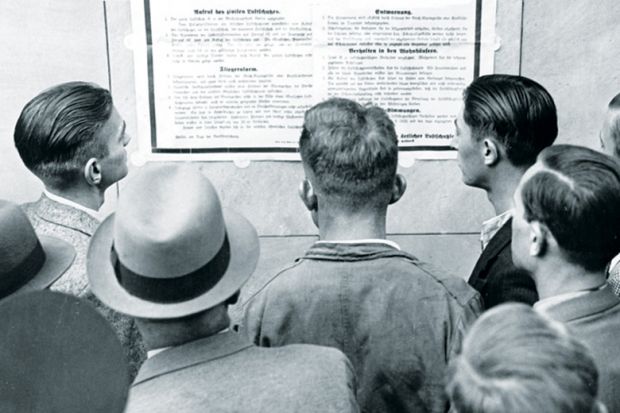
[[44, 189, 101, 220], [316, 239, 401, 250], [480, 209, 513, 250]]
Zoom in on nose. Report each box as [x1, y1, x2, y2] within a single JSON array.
[[123, 132, 132, 147]]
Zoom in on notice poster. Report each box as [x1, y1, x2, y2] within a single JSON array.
[[130, 0, 496, 161]]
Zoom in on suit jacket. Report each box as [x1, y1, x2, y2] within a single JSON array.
[[22, 194, 146, 379], [468, 219, 538, 309], [543, 286, 620, 413], [242, 242, 482, 413], [126, 331, 359, 413]]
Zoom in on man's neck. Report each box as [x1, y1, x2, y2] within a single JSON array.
[[533, 260, 607, 300], [137, 307, 230, 351], [485, 166, 527, 215], [318, 208, 387, 241], [45, 186, 104, 211]]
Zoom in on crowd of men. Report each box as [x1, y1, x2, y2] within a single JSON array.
[[1, 75, 619, 412]]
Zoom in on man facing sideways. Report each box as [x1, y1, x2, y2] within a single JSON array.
[[511, 144, 620, 412], [452, 74, 558, 309], [242, 98, 482, 413], [87, 164, 359, 413], [599, 92, 620, 295], [13, 81, 144, 377]]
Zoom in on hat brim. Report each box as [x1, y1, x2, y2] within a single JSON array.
[[17, 235, 76, 295], [87, 209, 259, 319]]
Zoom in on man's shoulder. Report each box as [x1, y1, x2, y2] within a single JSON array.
[[255, 246, 479, 309], [21, 194, 98, 242], [128, 342, 354, 413]]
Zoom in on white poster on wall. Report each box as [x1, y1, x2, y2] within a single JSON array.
[[130, 0, 496, 161]]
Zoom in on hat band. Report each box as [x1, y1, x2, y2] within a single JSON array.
[[0, 240, 46, 297], [112, 235, 231, 303]]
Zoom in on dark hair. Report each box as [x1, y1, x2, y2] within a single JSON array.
[[463, 74, 558, 166], [446, 303, 599, 413], [299, 98, 398, 210], [521, 144, 620, 272], [14, 81, 113, 189], [606, 93, 620, 158]]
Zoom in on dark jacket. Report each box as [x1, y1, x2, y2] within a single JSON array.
[[468, 219, 538, 309], [242, 241, 482, 413]]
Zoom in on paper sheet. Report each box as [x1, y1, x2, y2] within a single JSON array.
[[130, 0, 496, 161]]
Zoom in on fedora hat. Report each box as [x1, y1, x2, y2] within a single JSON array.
[[0, 200, 75, 299], [88, 164, 259, 319], [0, 291, 129, 413]]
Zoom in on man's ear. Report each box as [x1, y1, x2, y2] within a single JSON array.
[[298, 178, 318, 212], [84, 158, 102, 186], [529, 221, 548, 257], [389, 174, 407, 205], [482, 138, 500, 166]]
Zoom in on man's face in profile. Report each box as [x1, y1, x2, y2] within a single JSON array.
[[452, 105, 485, 188], [600, 108, 618, 158], [96, 107, 131, 189], [510, 166, 539, 271]]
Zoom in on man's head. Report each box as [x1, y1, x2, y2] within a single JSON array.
[[298, 98, 406, 220], [14, 81, 130, 191], [87, 164, 259, 345], [446, 303, 601, 413], [600, 92, 620, 158], [453, 74, 558, 188], [512, 145, 620, 274]]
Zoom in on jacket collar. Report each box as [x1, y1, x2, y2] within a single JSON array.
[[541, 284, 620, 323], [304, 240, 411, 262], [469, 218, 512, 282], [31, 194, 99, 236], [133, 331, 253, 385]]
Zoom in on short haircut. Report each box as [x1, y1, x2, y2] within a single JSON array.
[[299, 98, 398, 210], [14, 81, 114, 189], [520, 144, 620, 272], [463, 74, 558, 167], [606, 92, 620, 158], [446, 303, 599, 413]]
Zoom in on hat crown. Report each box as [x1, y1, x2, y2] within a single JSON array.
[[114, 165, 226, 278], [0, 201, 40, 275]]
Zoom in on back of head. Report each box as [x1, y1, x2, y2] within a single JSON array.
[[520, 144, 620, 272], [0, 291, 129, 413], [14, 81, 113, 189], [463, 74, 558, 167], [299, 98, 398, 211], [446, 303, 599, 413]]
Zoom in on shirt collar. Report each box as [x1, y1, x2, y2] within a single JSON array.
[[315, 239, 401, 250], [480, 209, 513, 250], [43, 189, 101, 220], [534, 283, 609, 315], [147, 347, 171, 359], [610, 253, 620, 273], [146, 328, 230, 359]]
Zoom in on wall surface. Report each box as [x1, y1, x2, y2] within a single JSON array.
[[521, 0, 620, 147], [4, 0, 613, 304]]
